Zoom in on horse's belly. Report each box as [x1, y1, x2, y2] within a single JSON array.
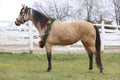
[[52, 36, 80, 45]]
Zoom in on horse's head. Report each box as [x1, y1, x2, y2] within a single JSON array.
[[15, 4, 31, 26]]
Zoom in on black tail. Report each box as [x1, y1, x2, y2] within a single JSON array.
[[94, 25, 103, 73], [94, 26, 101, 54]]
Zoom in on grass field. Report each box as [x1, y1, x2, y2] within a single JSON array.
[[0, 52, 120, 80]]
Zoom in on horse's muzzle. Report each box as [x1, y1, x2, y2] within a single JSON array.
[[15, 21, 21, 26]]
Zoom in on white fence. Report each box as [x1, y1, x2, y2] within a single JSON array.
[[0, 21, 120, 53], [94, 21, 120, 51]]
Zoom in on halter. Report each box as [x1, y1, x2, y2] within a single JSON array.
[[21, 7, 31, 24], [21, 14, 26, 24]]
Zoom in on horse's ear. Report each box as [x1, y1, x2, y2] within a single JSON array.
[[22, 4, 26, 9]]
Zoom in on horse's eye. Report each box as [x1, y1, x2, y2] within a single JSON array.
[[20, 12, 25, 16], [22, 13, 24, 16]]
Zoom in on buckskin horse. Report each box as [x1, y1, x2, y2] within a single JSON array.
[[15, 4, 103, 73]]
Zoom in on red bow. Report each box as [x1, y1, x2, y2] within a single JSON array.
[[39, 41, 43, 47]]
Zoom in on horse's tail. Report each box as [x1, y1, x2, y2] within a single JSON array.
[[94, 25, 101, 67]]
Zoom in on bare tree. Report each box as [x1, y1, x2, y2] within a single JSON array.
[[33, 0, 72, 21], [75, 0, 113, 24], [73, 0, 94, 22], [82, 0, 100, 23], [85, 0, 93, 22], [113, 0, 120, 25], [32, 0, 116, 24]]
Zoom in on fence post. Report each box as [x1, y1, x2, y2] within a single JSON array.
[[115, 26, 119, 34], [101, 20, 105, 52], [29, 22, 33, 53]]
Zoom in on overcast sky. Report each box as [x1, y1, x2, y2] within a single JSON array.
[[0, 0, 35, 21]]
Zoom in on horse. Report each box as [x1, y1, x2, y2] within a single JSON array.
[[15, 4, 103, 73]]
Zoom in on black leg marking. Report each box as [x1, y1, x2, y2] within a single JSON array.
[[88, 53, 93, 70], [46, 53, 52, 72]]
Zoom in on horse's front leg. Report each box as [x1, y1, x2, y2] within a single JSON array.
[[45, 43, 52, 72], [46, 52, 52, 72]]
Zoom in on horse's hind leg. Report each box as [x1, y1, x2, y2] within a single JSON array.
[[82, 40, 103, 73], [88, 44, 103, 73], [88, 53, 93, 70], [82, 41, 93, 70]]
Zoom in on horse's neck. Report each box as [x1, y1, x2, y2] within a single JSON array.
[[30, 10, 47, 38], [30, 18, 45, 38], [31, 9, 48, 27]]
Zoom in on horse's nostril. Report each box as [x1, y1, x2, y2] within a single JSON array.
[[15, 21, 17, 25], [15, 21, 20, 26]]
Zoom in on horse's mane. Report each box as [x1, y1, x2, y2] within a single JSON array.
[[32, 9, 49, 28]]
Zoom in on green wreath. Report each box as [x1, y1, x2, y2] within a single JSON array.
[[39, 18, 56, 48]]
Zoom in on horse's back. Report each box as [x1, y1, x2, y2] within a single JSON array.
[[53, 20, 96, 38]]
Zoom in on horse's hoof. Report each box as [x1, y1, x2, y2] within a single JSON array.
[[46, 68, 51, 72], [100, 70, 103, 74], [89, 67, 93, 70], [46, 70, 50, 72], [100, 68, 103, 73]]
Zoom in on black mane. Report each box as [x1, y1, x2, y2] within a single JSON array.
[[32, 9, 49, 28]]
